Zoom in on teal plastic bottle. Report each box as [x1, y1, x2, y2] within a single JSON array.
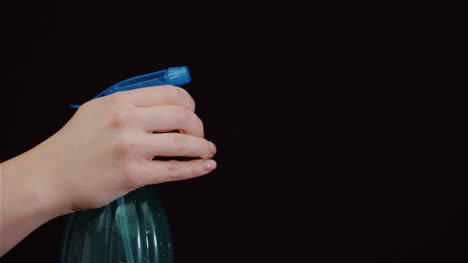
[[59, 66, 191, 263]]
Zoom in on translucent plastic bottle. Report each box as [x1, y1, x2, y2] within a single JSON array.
[[60, 66, 191, 263]]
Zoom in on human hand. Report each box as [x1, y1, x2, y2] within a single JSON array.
[[18, 85, 217, 215]]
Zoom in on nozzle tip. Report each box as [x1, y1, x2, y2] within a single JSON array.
[[167, 66, 191, 86]]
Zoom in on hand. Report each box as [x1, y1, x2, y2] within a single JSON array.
[[14, 85, 217, 215], [1, 85, 217, 255]]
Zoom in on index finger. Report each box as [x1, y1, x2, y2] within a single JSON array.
[[114, 85, 196, 111]]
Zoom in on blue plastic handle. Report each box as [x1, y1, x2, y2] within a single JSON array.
[[70, 66, 191, 108]]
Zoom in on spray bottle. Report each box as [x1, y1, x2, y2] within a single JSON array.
[[59, 66, 191, 263]]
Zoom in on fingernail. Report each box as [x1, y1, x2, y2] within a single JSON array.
[[208, 141, 217, 155], [204, 159, 217, 171]]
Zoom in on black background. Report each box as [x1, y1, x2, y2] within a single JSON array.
[[2, 0, 467, 262]]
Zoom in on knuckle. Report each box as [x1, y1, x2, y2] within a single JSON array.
[[164, 85, 183, 102], [164, 85, 195, 111], [108, 107, 136, 129], [114, 135, 138, 158], [195, 116, 204, 136], [171, 106, 191, 123], [176, 87, 196, 111], [166, 161, 182, 181], [172, 134, 189, 154], [121, 161, 141, 189], [204, 140, 213, 158], [195, 116, 203, 130], [184, 91, 196, 111], [170, 107, 204, 137], [188, 165, 197, 178]]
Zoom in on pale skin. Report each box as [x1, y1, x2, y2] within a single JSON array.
[[0, 85, 217, 256]]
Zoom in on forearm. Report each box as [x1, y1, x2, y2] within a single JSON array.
[[0, 150, 62, 256]]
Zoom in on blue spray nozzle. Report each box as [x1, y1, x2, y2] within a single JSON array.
[[70, 66, 191, 108], [167, 66, 191, 86]]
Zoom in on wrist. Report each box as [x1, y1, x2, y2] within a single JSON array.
[[1, 154, 62, 255], [2, 150, 66, 221]]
